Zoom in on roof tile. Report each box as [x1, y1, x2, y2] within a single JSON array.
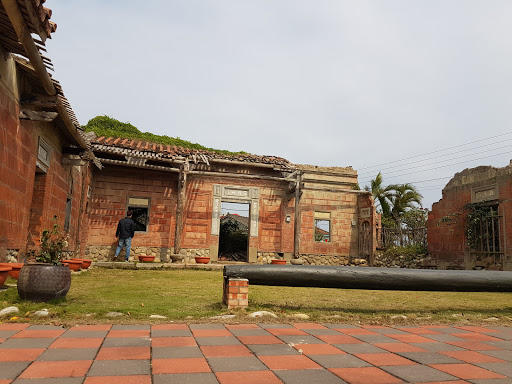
[[91, 136, 291, 166]]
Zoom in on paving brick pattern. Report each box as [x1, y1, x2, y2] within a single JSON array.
[[0, 323, 510, 383]]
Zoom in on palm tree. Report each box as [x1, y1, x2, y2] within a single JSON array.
[[364, 172, 393, 218], [387, 183, 423, 223]]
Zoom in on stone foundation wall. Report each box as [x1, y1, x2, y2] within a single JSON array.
[[62, 250, 75, 260], [257, 252, 279, 264], [176, 248, 210, 263], [85, 245, 209, 263], [374, 252, 433, 268], [4, 249, 19, 263], [301, 254, 368, 266]]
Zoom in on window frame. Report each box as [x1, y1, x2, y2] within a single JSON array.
[[37, 137, 51, 170], [314, 211, 331, 243]]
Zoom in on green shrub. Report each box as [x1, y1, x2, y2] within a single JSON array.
[[83, 115, 246, 156]]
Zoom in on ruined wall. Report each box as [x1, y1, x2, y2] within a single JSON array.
[[174, 175, 293, 253], [427, 165, 512, 270], [84, 169, 293, 261], [299, 189, 359, 256], [297, 166, 362, 257], [0, 46, 86, 261], [85, 167, 178, 253]]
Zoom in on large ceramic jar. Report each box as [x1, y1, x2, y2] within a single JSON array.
[[17, 263, 71, 302]]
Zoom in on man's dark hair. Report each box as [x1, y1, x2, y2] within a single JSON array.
[[127, 209, 133, 217]]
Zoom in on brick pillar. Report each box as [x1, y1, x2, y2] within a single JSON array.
[[223, 277, 249, 309]]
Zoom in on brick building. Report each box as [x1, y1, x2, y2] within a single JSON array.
[[427, 163, 512, 271], [0, 0, 95, 262], [83, 136, 380, 265]]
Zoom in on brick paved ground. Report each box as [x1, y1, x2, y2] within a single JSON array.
[[0, 323, 511, 383]]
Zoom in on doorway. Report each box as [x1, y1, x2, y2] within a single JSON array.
[[218, 201, 249, 262]]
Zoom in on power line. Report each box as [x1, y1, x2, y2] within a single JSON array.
[[358, 141, 512, 177], [358, 131, 512, 171], [359, 150, 512, 186]]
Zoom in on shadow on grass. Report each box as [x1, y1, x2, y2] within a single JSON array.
[[251, 302, 512, 315]]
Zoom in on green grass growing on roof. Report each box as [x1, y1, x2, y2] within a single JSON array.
[[83, 115, 246, 155]]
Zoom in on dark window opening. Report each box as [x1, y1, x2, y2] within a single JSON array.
[[97, 153, 126, 161], [146, 159, 176, 168], [64, 197, 72, 231], [468, 204, 501, 258], [128, 206, 149, 232]]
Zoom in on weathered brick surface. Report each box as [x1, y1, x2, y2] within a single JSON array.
[[223, 277, 249, 309], [427, 165, 512, 270], [85, 167, 376, 259], [0, 50, 89, 260]]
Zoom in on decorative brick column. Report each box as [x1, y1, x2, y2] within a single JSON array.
[[223, 277, 249, 309]]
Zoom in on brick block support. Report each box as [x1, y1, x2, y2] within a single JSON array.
[[222, 277, 249, 309]]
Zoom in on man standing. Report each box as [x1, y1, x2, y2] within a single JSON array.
[[115, 210, 136, 261]]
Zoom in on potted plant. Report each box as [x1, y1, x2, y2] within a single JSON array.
[[17, 223, 72, 302]]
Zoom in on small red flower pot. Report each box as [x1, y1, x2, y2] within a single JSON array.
[[138, 255, 156, 262], [62, 260, 82, 271], [0, 267, 12, 286], [71, 258, 92, 269], [195, 256, 210, 264], [271, 259, 286, 265], [0, 263, 23, 279]]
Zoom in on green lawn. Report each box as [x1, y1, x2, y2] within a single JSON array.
[[1, 268, 511, 326]]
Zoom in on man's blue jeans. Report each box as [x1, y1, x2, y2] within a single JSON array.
[[115, 237, 132, 261]]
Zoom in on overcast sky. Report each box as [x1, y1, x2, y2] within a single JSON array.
[[47, 0, 512, 209]]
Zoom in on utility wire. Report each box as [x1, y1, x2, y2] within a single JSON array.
[[359, 150, 511, 186], [358, 132, 512, 171], [358, 141, 512, 177]]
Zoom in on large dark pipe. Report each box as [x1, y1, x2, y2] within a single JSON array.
[[223, 265, 512, 292]]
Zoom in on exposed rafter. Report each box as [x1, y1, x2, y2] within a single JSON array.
[[2, 0, 56, 95]]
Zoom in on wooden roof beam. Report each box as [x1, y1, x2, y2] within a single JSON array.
[[2, 0, 56, 95]]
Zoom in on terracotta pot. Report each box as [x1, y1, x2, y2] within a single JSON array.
[[138, 255, 156, 262], [195, 256, 210, 264], [17, 263, 71, 302], [61, 260, 82, 271], [0, 263, 23, 279], [271, 259, 287, 265], [0, 267, 12, 286], [70, 258, 92, 269]]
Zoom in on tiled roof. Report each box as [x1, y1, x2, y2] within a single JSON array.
[[91, 135, 292, 167], [221, 213, 249, 229]]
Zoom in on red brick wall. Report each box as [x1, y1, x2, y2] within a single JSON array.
[[181, 176, 292, 252], [0, 85, 28, 256], [86, 167, 178, 249], [86, 172, 295, 253], [300, 190, 359, 256], [427, 173, 512, 268], [0, 84, 88, 259], [85, 166, 368, 258], [427, 186, 470, 264]]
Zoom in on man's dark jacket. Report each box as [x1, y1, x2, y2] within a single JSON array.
[[116, 216, 135, 239]]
